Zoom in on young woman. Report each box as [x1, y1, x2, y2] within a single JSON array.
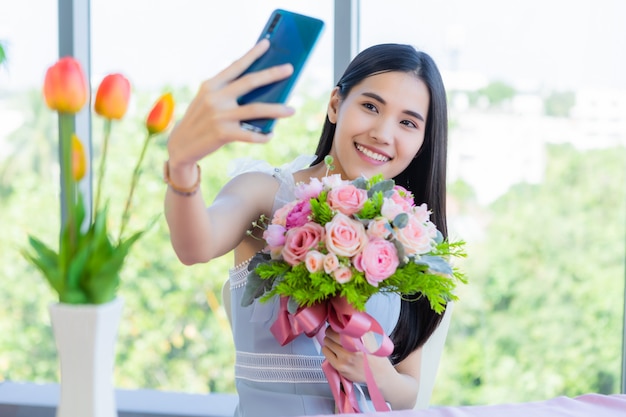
[[164, 40, 449, 416]]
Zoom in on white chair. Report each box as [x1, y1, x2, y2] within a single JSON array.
[[414, 301, 454, 409], [220, 280, 452, 410]]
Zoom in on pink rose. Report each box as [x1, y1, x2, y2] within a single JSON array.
[[263, 224, 286, 250], [295, 177, 323, 200], [358, 238, 399, 286], [352, 253, 364, 272], [305, 250, 325, 273], [392, 185, 414, 205], [367, 218, 391, 239], [333, 266, 353, 284], [273, 201, 298, 227], [325, 213, 368, 258], [323, 252, 339, 273], [282, 222, 325, 266], [285, 200, 312, 229], [327, 184, 368, 216], [395, 215, 433, 256], [390, 187, 414, 212]]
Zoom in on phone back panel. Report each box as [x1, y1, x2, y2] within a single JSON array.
[[237, 9, 324, 133]]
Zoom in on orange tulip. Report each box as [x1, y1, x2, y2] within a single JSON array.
[[146, 92, 175, 134], [94, 73, 131, 120], [43, 57, 88, 114], [71, 134, 87, 181]]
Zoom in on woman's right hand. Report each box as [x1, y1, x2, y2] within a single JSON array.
[[166, 39, 295, 185]]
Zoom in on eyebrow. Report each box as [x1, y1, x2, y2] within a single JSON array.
[[361, 92, 425, 122]]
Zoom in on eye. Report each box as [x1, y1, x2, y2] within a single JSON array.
[[362, 102, 378, 113], [401, 119, 418, 129]]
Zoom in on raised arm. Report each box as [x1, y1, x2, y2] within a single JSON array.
[[163, 40, 294, 265]]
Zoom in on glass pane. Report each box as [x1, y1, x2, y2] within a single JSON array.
[[88, 0, 334, 394], [1, 0, 334, 396], [0, 0, 60, 384], [360, 0, 626, 405]]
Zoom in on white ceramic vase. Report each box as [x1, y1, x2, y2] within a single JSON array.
[[49, 297, 124, 417]]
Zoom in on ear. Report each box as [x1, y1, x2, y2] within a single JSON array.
[[326, 87, 341, 124]]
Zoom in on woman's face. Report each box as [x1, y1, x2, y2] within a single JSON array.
[[327, 71, 430, 181]]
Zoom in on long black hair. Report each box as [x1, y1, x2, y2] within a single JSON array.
[[311, 44, 449, 364]]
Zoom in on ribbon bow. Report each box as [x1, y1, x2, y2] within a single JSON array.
[[270, 295, 394, 413]]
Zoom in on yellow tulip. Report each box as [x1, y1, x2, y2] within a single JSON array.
[[146, 92, 175, 134], [71, 134, 87, 181]]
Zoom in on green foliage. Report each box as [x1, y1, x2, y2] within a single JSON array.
[[0, 42, 6, 68], [478, 81, 516, 107], [434, 143, 626, 405], [309, 190, 332, 225], [544, 90, 576, 117]]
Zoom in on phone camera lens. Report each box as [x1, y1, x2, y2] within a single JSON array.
[[268, 15, 281, 33]]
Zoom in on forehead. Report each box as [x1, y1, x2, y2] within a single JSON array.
[[348, 71, 430, 114]]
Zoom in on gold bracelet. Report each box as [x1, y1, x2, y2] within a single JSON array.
[[163, 161, 201, 196]]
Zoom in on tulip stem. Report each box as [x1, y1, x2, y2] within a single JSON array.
[[94, 119, 112, 217], [119, 132, 153, 240], [59, 113, 77, 276]]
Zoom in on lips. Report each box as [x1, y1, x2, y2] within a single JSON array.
[[355, 143, 391, 162]]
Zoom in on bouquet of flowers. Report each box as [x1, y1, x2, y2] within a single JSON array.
[[243, 156, 466, 413]]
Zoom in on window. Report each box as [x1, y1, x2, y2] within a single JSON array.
[[360, 0, 626, 405]]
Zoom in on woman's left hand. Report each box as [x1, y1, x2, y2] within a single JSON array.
[[321, 327, 377, 383]]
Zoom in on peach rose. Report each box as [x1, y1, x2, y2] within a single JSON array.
[[323, 252, 339, 274], [305, 250, 325, 273], [367, 218, 391, 239], [395, 215, 434, 256], [333, 266, 353, 284], [324, 213, 368, 258]]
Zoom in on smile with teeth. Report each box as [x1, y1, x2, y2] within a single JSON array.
[[355, 144, 390, 162]]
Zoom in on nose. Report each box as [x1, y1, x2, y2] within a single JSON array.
[[370, 117, 394, 144]]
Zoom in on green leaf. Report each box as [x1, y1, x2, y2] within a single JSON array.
[[392, 212, 409, 229], [367, 178, 394, 197], [310, 193, 333, 225], [241, 271, 269, 307]]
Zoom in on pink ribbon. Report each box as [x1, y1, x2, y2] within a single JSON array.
[[270, 296, 393, 414]]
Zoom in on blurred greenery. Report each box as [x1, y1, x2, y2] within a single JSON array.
[[433, 143, 625, 405], [0, 83, 624, 406]]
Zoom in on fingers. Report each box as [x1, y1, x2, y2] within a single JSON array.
[[211, 39, 271, 87], [224, 62, 294, 99], [227, 102, 295, 123]]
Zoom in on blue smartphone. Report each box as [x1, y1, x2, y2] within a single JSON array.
[[237, 9, 324, 134]]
